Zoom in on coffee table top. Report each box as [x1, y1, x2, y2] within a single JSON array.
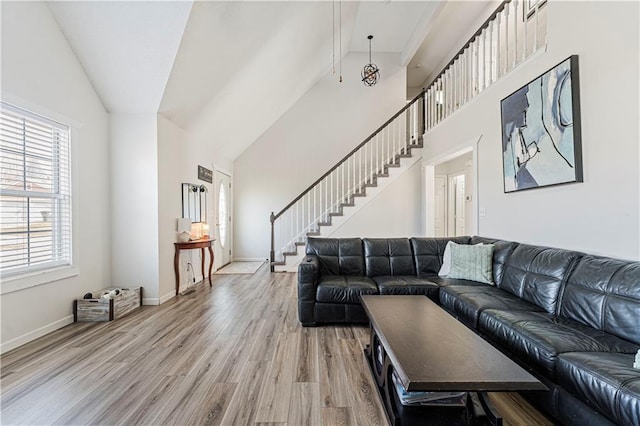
[[361, 295, 547, 392]]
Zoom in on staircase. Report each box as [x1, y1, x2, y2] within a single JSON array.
[[270, 90, 425, 272]]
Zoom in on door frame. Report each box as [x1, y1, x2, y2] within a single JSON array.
[[424, 137, 479, 237], [213, 167, 232, 270]]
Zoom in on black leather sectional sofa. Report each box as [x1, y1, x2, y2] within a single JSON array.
[[297, 236, 640, 425]]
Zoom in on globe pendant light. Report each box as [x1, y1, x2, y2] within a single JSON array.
[[361, 35, 380, 86]]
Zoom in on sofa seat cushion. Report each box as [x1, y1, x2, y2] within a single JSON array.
[[557, 352, 640, 426], [372, 276, 439, 298], [423, 275, 489, 288], [316, 276, 378, 304], [439, 285, 542, 329], [479, 310, 640, 379]]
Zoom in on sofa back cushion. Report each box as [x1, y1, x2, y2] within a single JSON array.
[[560, 255, 640, 345], [411, 237, 471, 277], [364, 238, 415, 277], [500, 244, 582, 314], [470, 237, 519, 286], [306, 238, 364, 276]]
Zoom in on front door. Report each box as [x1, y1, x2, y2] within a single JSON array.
[[214, 170, 231, 269]]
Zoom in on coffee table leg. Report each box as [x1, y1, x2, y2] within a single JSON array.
[[475, 392, 503, 426], [368, 326, 386, 387], [365, 327, 399, 426]]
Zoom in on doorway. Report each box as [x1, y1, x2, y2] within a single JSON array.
[[448, 173, 466, 236], [427, 148, 475, 237], [214, 170, 231, 270], [434, 175, 447, 237]]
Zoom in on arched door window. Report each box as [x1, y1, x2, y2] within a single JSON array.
[[218, 182, 227, 247]]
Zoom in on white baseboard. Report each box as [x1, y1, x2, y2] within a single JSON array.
[[1, 315, 74, 355], [159, 291, 175, 304], [143, 290, 177, 306], [232, 257, 268, 262]]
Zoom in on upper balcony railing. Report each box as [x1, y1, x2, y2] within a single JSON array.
[[425, 0, 547, 130]]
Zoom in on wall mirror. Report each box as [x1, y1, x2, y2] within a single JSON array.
[[182, 183, 207, 223]]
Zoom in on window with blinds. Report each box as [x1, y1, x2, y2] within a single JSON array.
[[0, 102, 72, 277]]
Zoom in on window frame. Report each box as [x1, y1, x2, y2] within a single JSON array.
[[1, 101, 76, 292]]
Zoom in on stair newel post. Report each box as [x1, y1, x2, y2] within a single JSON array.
[[270, 212, 275, 272]]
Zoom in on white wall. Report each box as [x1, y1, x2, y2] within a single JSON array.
[[233, 52, 408, 260], [423, 1, 640, 260], [110, 114, 160, 302], [157, 115, 218, 301], [330, 161, 424, 238], [1, 2, 110, 352]]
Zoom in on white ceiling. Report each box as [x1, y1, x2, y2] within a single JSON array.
[[48, 1, 193, 114], [348, 1, 441, 53], [45, 0, 495, 160], [407, 0, 501, 89]]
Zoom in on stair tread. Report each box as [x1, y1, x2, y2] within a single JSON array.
[[274, 108, 426, 271]]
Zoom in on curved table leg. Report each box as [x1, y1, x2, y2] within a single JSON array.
[[200, 247, 206, 285], [174, 249, 180, 296], [207, 245, 214, 286]]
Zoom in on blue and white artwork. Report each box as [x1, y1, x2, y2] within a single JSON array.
[[501, 56, 582, 192]]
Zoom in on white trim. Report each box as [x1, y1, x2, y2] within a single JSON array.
[[233, 257, 268, 262], [1, 315, 74, 355], [144, 290, 176, 306], [0, 266, 79, 295], [424, 165, 436, 237], [472, 136, 482, 236], [159, 291, 175, 304], [423, 138, 481, 237], [0, 92, 84, 128], [213, 165, 232, 177]]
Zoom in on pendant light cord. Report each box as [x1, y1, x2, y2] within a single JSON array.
[[332, 0, 335, 74], [339, 0, 342, 82]]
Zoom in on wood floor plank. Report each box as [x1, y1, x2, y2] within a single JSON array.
[[488, 392, 554, 426], [0, 266, 552, 426], [322, 407, 357, 426], [317, 327, 352, 408], [220, 360, 269, 426], [339, 338, 388, 426], [288, 382, 321, 426], [254, 332, 299, 423], [295, 326, 318, 383]]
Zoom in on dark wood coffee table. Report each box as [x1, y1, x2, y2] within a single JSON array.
[[361, 295, 547, 426]]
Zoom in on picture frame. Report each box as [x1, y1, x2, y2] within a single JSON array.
[[500, 55, 582, 193]]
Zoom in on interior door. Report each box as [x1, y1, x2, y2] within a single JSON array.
[[453, 174, 466, 236], [434, 175, 446, 237], [214, 170, 231, 269]]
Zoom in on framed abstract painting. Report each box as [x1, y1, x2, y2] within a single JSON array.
[[501, 55, 583, 193]]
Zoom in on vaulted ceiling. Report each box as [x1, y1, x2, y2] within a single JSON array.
[[46, 1, 497, 161]]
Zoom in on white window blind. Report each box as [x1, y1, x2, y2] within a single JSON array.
[[0, 102, 72, 277]]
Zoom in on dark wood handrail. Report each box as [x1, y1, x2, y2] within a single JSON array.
[[424, 0, 510, 90], [271, 88, 425, 222]]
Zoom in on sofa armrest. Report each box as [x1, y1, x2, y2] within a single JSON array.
[[298, 255, 319, 301], [298, 255, 319, 326]]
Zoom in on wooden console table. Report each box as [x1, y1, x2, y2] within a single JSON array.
[[173, 238, 215, 296]]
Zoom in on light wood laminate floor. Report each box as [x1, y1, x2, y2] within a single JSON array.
[[1, 265, 551, 425]]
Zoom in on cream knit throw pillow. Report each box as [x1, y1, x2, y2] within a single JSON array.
[[448, 242, 495, 285]]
